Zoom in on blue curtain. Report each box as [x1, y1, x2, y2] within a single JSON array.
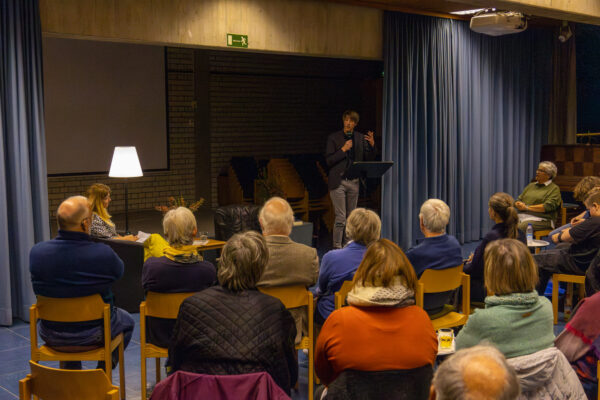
[[0, 0, 49, 325], [382, 12, 552, 250]]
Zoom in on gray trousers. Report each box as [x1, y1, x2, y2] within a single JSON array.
[[330, 179, 359, 248]]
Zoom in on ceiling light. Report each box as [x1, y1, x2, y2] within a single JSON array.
[[450, 8, 490, 15]]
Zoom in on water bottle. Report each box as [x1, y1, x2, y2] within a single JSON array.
[[526, 224, 533, 245]]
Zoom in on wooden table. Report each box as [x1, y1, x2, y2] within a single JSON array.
[[193, 239, 226, 252]]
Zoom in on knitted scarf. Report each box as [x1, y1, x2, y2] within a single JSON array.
[[163, 245, 202, 264], [346, 277, 415, 307]]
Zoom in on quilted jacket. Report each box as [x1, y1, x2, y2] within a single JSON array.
[[168, 286, 298, 394]]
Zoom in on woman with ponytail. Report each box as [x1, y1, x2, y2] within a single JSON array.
[[464, 192, 526, 302]]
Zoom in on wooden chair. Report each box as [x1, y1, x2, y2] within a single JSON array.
[[416, 265, 470, 330], [29, 295, 125, 399], [258, 285, 314, 400], [334, 281, 354, 310], [19, 360, 119, 400], [551, 274, 585, 325], [140, 291, 196, 400]]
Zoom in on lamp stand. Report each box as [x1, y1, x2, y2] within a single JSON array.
[[124, 179, 130, 235]]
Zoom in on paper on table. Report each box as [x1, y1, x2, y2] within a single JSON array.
[[136, 231, 151, 243]]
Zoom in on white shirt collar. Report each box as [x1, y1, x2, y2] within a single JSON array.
[[543, 179, 552, 186]]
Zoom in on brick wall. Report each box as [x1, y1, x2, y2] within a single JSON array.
[[203, 50, 382, 206], [47, 47, 196, 218]]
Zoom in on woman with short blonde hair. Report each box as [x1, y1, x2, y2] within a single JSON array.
[[316, 239, 437, 390], [217, 231, 269, 292], [163, 207, 197, 247], [316, 208, 381, 323]]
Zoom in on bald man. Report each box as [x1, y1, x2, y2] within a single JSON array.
[[256, 197, 319, 344], [430, 345, 520, 400], [29, 196, 134, 370]]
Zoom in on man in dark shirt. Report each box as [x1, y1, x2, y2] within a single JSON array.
[[29, 195, 134, 369], [536, 187, 600, 294], [325, 110, 376, 248]]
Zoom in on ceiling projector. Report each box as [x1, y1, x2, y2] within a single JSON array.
[[470, 11, 528, 36]]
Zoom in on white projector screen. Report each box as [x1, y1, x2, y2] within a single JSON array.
[[43, 37, 168, 175]]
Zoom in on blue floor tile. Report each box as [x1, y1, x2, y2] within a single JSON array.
[[0, 387, 18, 400], [0, 329, 29, 352]]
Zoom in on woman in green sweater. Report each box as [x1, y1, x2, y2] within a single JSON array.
[[456, 238, 554, 358]]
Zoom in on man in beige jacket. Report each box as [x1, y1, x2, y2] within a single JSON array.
[[257, 197, 319, 344]]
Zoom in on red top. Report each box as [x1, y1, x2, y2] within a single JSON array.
[[315, 305, 438, 385]]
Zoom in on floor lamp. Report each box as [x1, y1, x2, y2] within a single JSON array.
[[108, 146, 143, 234]]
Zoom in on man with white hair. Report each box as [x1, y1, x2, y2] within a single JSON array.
[[29, 196, 134, 370], [405, 199, 463, 314], [257, 197, 319, 344], [430, 344, 520, 400]]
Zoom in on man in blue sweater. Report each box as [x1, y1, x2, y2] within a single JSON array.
[[406, 199, 463, 315], [30, 195, 134, 370]]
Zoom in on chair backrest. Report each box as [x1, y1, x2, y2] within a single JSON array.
[[33, 294, 106, 322], [418, 265, 464, 294], [150, 370, 289, 400], [258, 285, 310, 308], [334, 281, 354, 310], [143, 291, 196, 319], [214, 204, 261, 241], [325, 366, 433, 400], [20, 361, 119, 400]]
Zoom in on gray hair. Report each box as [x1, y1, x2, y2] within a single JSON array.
[[162, 207, 197, 247], [419, 199, 450, 233], [433, 344, 520, 400], [345, 208, 381, 246], [218, 231, 269, 292], [538, 161, 557, 180], [259, 197, 294, 236]]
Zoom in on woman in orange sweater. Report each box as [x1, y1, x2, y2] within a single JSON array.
[[315, 238, 438, 388]]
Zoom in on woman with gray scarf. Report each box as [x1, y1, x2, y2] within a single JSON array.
[[315, 239, 437, 395]]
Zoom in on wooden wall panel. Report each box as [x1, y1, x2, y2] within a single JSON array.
[[40, 0, 383, 60]]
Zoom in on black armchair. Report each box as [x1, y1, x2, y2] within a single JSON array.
[[214, 204, 261, 241]]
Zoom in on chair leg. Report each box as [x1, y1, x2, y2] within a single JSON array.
[[552, 277, 559, 325], [155, 357, 161, 383], [119, 341, 125, 400], [308, 345, 314, 400], [565, 283, 574, 322], [106, 351, 113, 385], [141, 354, 147, 400]]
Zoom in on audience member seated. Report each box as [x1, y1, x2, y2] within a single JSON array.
[[315, 239, 437, 390], [456, 239, 586, 398], [457, 239, 553, 358], [29, 196, 134, 370], [430, 344, 520, 400], [549, 176, 600, 239], [514, 161, 561, 232], [315, 208, 381, 324], [256, 197, 319, 345], [87, 183, 168, 260], [464, 192, 525, 303], [555, 287, 600, 399], [142, 207, 216, 348], [535, 187, 600, 295], [405, 199, 463, 315], [167, 231, 297, 395]]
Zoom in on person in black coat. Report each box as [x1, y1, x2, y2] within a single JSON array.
[[325, 110, 376, 248], [168, 231, 298, 395], [464, 192, 525, 302]]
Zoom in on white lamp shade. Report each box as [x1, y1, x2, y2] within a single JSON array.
[[108, 146, 143, 177]]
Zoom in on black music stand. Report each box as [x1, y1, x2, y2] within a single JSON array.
[[346, 161, 394, 180]]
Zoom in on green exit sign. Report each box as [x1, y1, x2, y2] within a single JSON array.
[[227, 33, 248, 48]]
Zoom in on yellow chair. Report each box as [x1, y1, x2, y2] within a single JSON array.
[[334, 281, 354, 310], [140, 291, 196, 400], [19, 360, 119, 400], [416, 265, 470, 330], [259, 285, 314, 400], [551, 273, 585, 325], [29, 295, 125, 399]]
